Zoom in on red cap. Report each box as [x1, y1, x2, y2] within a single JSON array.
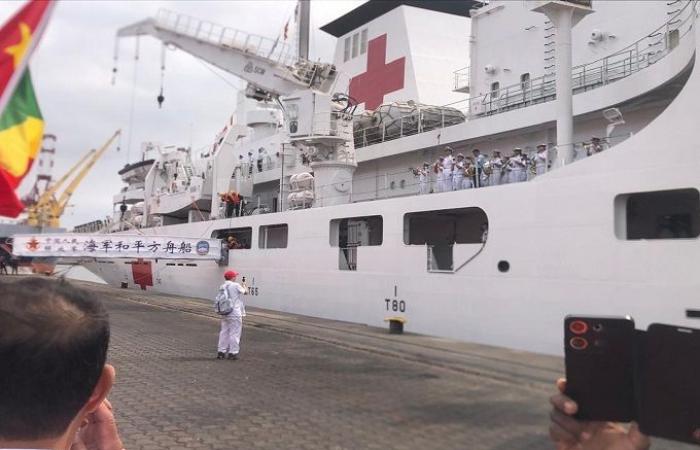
[[224, 270, 238, 280]]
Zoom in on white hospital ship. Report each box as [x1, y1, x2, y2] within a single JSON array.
[[79, 0, 700, 354]]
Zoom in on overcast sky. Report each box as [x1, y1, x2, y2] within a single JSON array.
[[1, 0, 361, 228]]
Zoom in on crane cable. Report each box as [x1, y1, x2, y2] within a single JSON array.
[[125, 36, 140, 164], [157, 43, 166, 108]]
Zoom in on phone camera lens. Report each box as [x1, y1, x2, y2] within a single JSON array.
[[570, 337, 589, 350], [593, 323, 604, 332], [569, 320, 588, 335]]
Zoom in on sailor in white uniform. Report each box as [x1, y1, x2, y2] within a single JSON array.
[[508, 148, 527, 183], [490, 151, 504, 186], [434, 157, 445, 192], [452, 154, 466, 190], [535, 144, 548, 176], [472, 149, 487, 188], [216, 270, 248, 360], [416, 163, 430, 195], [462, 157, 474, 189], [442, 147, 454, 192]]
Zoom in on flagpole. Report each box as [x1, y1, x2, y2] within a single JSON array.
[[0, 1, 57, 116]]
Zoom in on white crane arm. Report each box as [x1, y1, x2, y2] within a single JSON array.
[[117, 10, 337, 98]]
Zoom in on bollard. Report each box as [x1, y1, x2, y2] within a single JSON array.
[[384, 317, 407, 334]]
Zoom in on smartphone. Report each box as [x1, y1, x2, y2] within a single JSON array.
[[564, 315, 637, 422], [639, 323, 700, 444]]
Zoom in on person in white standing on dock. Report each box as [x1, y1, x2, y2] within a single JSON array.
[[490, 151, 504, 186], [215, 269, 248, 360], [535, 144, 548, 176]]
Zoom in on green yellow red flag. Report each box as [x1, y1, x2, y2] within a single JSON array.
[[0, 0, 54, 217]]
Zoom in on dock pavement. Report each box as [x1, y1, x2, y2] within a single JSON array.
[[2, 276, 694, 449]]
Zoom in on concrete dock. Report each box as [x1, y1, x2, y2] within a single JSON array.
[[3, 277, 694, 449]]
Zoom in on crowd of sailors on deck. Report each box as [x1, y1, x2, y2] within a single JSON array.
[[414, 138, 607, 194]]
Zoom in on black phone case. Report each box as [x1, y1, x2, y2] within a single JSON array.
[[639, 323, 700, 444], [564, 316, 637, 422]]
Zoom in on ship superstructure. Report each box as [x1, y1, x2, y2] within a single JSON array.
[[81, 0, 700, 355]]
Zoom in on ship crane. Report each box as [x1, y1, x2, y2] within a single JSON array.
[[116, 5, 359, 213], [26, 130, 121, 228], [115, 9, 338, 101]]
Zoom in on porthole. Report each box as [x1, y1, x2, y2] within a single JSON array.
[[497, 260, 510, 273]]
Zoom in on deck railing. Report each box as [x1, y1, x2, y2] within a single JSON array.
[[154, 9, 300, 67]]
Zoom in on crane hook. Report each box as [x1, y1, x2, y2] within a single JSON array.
[[157, 88, 165, 108]]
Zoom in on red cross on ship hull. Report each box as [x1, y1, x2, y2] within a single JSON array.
[[349, 34, 406, 111]]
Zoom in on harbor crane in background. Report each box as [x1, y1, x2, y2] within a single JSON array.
[[26, 130, 121, 228]]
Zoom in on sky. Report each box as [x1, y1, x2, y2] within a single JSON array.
[[1, 0, 362, 228]]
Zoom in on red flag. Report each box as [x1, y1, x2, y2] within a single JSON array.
[[0, 0, 54, 113], [0, 0, 54, 217]]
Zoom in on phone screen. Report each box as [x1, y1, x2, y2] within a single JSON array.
[[639, 323, 700, 443], [564, 316, 636, 422]]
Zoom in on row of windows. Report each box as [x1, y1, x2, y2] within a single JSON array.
[[343, 28, 368, 62], [212, 207, 490, 250], [211, 188, 700, 270]]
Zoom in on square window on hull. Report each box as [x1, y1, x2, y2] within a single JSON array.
[[259, 224, 288, 249], [404, 207, 489, 272], [213, 227, 252, 249], [330, 215, 383, 271], [615, 188, 700, 240]]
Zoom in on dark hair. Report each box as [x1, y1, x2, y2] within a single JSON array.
[[0, 278, 110, 440]]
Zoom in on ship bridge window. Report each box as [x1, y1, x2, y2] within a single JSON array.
[[330, 215, 383, 271], [212, 227, 252, 249], [259, 224, 288, 249], [404, 207, 488, 272], [615, 188, 700, 240], [344, 37, 351, 62]]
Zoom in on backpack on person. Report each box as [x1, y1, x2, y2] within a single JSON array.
[[214, 283, 233, 315]]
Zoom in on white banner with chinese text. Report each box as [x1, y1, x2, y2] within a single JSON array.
[[12, 234, 222, 260]]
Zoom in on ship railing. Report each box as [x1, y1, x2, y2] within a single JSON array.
[[355, 0, 698, 148], [232, 159, 282, 179], [154, 9, 300, 67], [294, 133, 633, 207]]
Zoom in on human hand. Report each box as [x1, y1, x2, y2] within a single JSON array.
[[71, 399, 124, 450], [549, 378, 650, 450]]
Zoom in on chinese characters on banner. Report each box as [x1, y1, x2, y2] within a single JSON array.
[[11, 234, 222, 260]]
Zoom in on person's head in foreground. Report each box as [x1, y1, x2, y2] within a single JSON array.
[[0, 278, 118, 450], [224, 269, 239, 281]]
